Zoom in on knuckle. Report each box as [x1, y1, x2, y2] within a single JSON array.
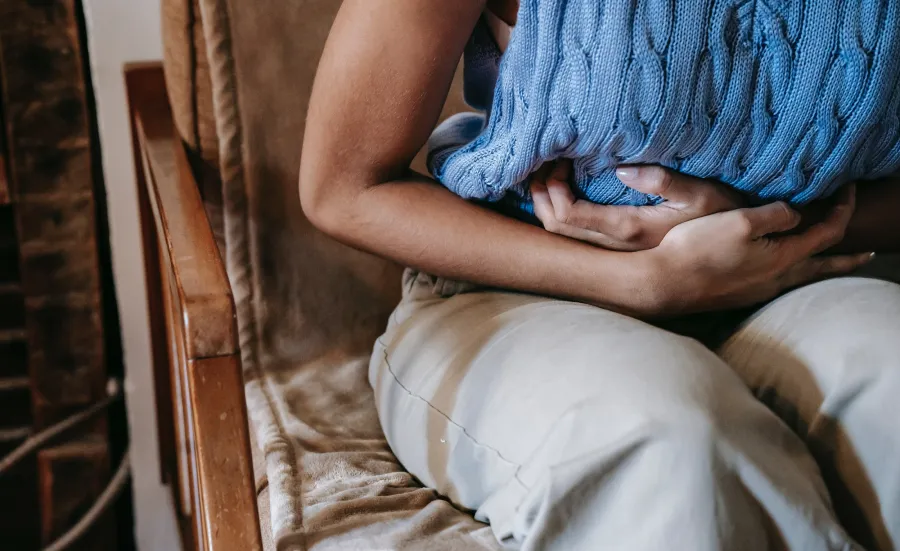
[[615, 218, 644, 242], [641, 167, 670, 195], [734, 212, 755, 237], [824, 258, 846, 273], [542, 218, 561, 233], [834, 223, 848, 241], [655, 170, 675, 196], [823, 225, 846, 246], [693, 189, 716, 213], [773, 201, 794, 221], [557, 204, 575, 226], [786, 262, 816, 285]]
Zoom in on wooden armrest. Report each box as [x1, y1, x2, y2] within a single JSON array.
[[130, 75, 236, 361], [126, 63, 262, 551]]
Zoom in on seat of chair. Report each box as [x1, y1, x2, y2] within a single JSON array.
[[248, 423, 274, 550], [244, 349, 501, 551]]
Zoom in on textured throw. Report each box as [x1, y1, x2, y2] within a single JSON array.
[[432, 0, 900, 213], [194, 0, 498, 549]]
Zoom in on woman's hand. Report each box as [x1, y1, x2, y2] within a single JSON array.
[[647, 185, 874, 314], [531, 161, 745, 251]]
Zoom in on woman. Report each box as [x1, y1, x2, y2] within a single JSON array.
[[300, 1, 900, 549]]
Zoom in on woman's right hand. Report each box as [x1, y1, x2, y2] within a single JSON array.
[[647, 184, 875, 314]]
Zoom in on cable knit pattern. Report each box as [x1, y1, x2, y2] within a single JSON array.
[[430, 0, 900, 213]]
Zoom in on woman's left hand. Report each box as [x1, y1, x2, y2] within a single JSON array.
[[531, 160, 745, 251]]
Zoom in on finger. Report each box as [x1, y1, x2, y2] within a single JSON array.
[[553, 224, 626, 249], [783, 252, 875, 288], [530, 161, 553, 184], [737, 202, 802, 238], [545, 173, 577, 222], [549, 197, 667, 241], [780, 184, 857, 256], [616, 165, 735, 211], [531, 181, 555, 227], [532, 179, 654, 250], [548, 158, 573, 184], [546, 160, 645, 235], [533, 168, 629, 241], [550, 191, 690, 243]]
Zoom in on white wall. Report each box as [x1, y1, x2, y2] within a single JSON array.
[[81, 1, 181, 549]]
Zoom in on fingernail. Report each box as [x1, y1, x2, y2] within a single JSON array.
[[616, 166, 639, 182], [868, 252, 877, 261]]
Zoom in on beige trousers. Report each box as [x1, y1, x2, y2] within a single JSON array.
[[370, 271, 900, 551]]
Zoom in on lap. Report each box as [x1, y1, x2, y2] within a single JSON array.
[[371, 271, 766, 508], [373, 273, 900, 458], [370, 271, 900, 549]]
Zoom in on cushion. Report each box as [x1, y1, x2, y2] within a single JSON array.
[[161, 0, 218, 167], [161, 0, 225, 253], [434, 0, 900, 213]]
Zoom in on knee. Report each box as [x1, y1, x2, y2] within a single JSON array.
[[506, 395, 758, 543], [542, 388, 733, 472], [766, 278, 900, 346], [724, 278, 900, 382]]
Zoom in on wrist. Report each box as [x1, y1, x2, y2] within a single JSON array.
[[587, 249, 673, 318]]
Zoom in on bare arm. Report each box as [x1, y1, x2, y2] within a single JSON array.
[[300, 0, 658, 314], [300, 0, 869, 317]]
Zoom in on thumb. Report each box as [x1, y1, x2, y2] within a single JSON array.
[[616, 165, 708, 205], [738, 202, 802, 239]]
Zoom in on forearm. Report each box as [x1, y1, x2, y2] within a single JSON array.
[[308, 173, 660, 315], [836, 176, 900, 253]]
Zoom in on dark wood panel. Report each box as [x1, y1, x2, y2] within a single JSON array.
[[19, 243, 100, 297], [0, 433, 41, 550], [0, 151, 8, 205], [38, 442, 115, 550], [5, 146, 92, 197], [25, 294, 105, 415], [0, 337, 28, 379], [0, 0, 106, 417], [16, 192, 97, 245], [0, 281, 24, 330], [0, 205, 18, 281], [0, 1, 111, 548], [0, 378, 31, 429]]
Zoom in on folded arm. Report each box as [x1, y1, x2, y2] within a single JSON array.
[[300, 0, 870, 318], [300, 0, 658, 315]]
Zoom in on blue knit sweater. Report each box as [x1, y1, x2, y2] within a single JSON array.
[[429, 1, 900, 214]]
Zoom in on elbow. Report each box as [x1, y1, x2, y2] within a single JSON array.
[[299, 167, 339, 236], [299, 160, 368, 240]]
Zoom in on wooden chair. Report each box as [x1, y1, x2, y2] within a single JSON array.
[[127, 64, 262, 551]]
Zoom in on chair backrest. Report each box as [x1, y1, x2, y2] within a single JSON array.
[[161, 0, 468, 369]]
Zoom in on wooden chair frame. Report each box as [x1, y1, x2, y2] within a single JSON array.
[[126, 63, 263, 551]]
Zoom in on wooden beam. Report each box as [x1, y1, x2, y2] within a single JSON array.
[[38, 442, 115, 550], [0, 1, 112, 547], [0, 151, 8, 204], [0, 0, 107, 421], [189, 355, 262, 551]]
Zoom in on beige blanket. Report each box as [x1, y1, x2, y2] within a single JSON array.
[[195, 0, 499, 549]]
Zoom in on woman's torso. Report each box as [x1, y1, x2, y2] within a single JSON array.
[[433, 1, 900, 215]]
